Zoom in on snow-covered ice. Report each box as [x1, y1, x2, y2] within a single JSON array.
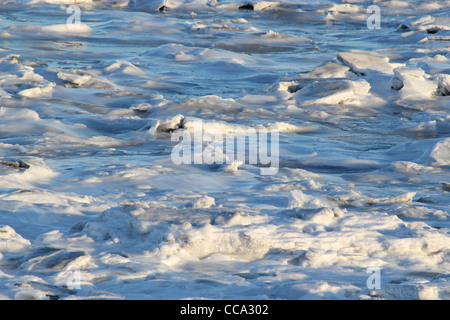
[[0, 0, 449, 300]]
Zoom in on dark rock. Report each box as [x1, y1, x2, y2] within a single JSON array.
[[239, 3, 254, 10]]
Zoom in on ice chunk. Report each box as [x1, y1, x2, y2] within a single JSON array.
[[0, 55, 44, 82], [187, 195, 215, 209], [399, 15, 435, 31], [295, 80, 354, 105], [427, 137, 450, 166], [253, 1, 280, 11], [284, 207, 336, 225], [103, 61, 146, 76], [57, 70, 119, 90], [18, 83, 54, 98], [387, 137, 450, 166], [337, 51, 394, 75], [299, 61, 352, 79], [326, 3, 364, 13], [391, 67, 437, 100], [294, 79, 370, 106], [19, 249, 94, 272], [8, 23, 93, 37], [221, 160, 243, 173], [0, 225, 31, 252], [287, 190, 332, 209], [148, 114, 185, 134]]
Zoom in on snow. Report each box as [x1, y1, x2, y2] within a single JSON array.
[[0, 0, 449, 301]]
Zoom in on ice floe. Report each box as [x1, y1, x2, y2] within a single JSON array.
[[0, 0, 449, 301]]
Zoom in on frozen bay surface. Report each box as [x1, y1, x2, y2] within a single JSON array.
[[0, 0, 449, 299]]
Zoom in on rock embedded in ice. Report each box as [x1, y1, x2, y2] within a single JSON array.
[[0, 159, 30, 169]]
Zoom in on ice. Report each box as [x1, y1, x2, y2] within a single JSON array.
[[187, 195, 216, 209], [18, 83, 54, 98], [294, 79, 371, 106], [427, 138, 450, 166], [386, 137, 450, 167], [17, 248, 94, 273], [298, 61, 353, 79], [337, 51, 395, 75], [391, 67, 438, 101], [103, 61, 146, 76], [7, 24, 93, 38], [0, 0, 449, 301], [57, 70, 119, 90], [436, 74, 450, 96], [0, 226, 31, 252]]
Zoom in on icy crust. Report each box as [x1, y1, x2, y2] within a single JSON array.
[[2, 178, 448, 300], [0, 0, 449, 301]]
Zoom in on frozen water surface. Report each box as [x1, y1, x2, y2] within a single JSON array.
[[0, 0, 449, 300]]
